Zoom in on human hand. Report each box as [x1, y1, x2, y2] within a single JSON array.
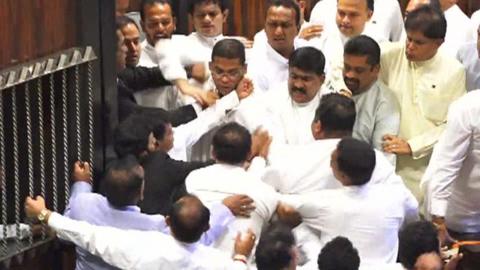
[[72, 161, 91, 182], [383, 134, 412, 155], [298, 24, 323, 40], [235, 78, 254, 100], [24, 196, 47, 218], [176, 80, 218, 107], [443, 252, 463, 270], [223, 194, 256, 217], [188, 63, 207, 83], [250, 129, 272, 159], [276, 203, 302, 228], [433, 216, 457, 248], [234, 228, 256, 256]]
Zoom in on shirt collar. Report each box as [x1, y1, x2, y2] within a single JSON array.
[[266, 42, 290, 65], [191, 32, 224, 48]]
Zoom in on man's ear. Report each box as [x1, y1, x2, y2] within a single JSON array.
[[222, 9, 229, 23], [165, 216, 171, 227], [367, 10, 373, 21], [203, 223, 210, 233], [312, 120, 322, 138]]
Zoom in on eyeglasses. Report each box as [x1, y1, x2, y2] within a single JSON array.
[[211, 68, 243, 80]]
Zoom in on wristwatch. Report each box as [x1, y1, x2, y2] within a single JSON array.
[[37, 209, 50, 223]]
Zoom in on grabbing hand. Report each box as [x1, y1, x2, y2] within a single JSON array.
[[250, 129, 272, 159], [176, 80, 218, 107], [72, 161, 91, 182], [298, 24, 323, 40], [223, 194, 256, 217], [235, 78, 254, 100], [24, 196, 47, 218], [383, 134, 412, 156], [234, 228, 256, 257], [276, 203, 302, 228]]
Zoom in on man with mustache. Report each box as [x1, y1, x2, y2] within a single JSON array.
[[343, 35, 399, 165]]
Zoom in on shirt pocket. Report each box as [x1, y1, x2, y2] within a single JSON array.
[[416, 82, 452, 124]]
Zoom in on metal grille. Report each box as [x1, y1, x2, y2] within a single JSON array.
[[0, 47, 96, 264]]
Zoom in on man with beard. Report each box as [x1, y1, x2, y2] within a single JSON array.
[[343, 35, 399, 165]]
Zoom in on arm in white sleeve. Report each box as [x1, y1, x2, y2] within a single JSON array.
[[429, 101, 472, 217], [154, 39, 188, 81], [64, 181, 92, 217], [199, 202, 235, 246], [48, 212, 182, 270]]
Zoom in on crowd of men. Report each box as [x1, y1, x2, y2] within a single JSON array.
[[23, 0, 480, 269]]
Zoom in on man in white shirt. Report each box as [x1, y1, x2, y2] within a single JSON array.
[[456, 25, 480, 91], [309, 0, 404, 42], [25, 195, 256, 270], [186, 123, 279, 254], [405, 0, 476, 57], [380, 5, 466, 202], [343, 35, 400, 165], [265, 47, 325, 145], [189, 39, 272, 161], [421, 91, 480, 242], [248, 0, 300, 92], [472, 9, 480, 31], [278, 138, 418, 268]]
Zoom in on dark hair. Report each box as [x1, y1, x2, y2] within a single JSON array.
[[366, 0, 374, 12], [336, 138, 376, 186], [255, 222, 295, 270], [289, 47, 326, 75], [116, 15, 140, 31], [428, 0, 442, 11], [267, 0, 301, 28], [344, 35, 380, 66], [398, 221, 440, 269], [103, 155, 144, 207], [114, 111, 171, 157], [405, 5, 446, 39], [212, 122, 251, 164], [314, 93, 356, 134], [187, 0, 228, 14], [140, 0, 174, 21], [211, 38, 246, 64], [168, 194, 210, 243], [317, 236, 360, 270]]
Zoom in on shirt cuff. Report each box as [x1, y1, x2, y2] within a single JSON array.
[[47, 212, 63, 230], [408, 137, 431, 160], [430, 198, 448, 217], [191, 102, 203, 115], [71, 181, 92, 195]]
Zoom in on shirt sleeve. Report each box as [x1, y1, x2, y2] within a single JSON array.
[[64, 181, 92, 217], [48, 212, 181, 270], [429, 99, 472, 217], [373, 90, 400, 165]]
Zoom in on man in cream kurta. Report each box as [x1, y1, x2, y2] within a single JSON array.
[[379, 6, 466, 201]]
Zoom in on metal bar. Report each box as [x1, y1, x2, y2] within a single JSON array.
[[11, 87, 20, 250], [61, 69, 69, 204], [86, 61, 94, 181], [49, 73, 58, 213], [24, 81, 34, 246], [0, 85, 6, 254]]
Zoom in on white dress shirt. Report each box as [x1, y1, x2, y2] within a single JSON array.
[[282, 183, 418, 268], [422, 90, 480, 233], [264, 138, 403, 194], [264, 83, 321, 145], [47, 213, 247, 270], [248, 43, 289, 92], [472, 10, 480, 31], [456, 42, 480, 92], [168, 91, 240, 161], [309, 0, 404, 42], [185, 161, 279, 253], [352, 81, 400, 165], [441, 5, 477, 58]]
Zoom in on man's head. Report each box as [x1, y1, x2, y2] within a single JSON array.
[[116, 0, 130, 16], [405, 0, 441, 16], [255, 222, 297, 270], [209, 39, 247, 96], [117, 16, 142, 67], [188, 0, 228, 38], [404, 5, 446, 61], [103, 155, 145, 207], [114, 111, 173, 158], [336, 0, 373, 37], [115, 18, 129, 72], [288, 47, 325, 104], [212, 122, 251, 165], [317, 236, 360, 270], [311, 93, 356, 139], [330, 137, 376, 186], [265, 0, 300, 58], [166, 194, 210, 243], [398, 221, 441, 270], [343, 35, 380, 95], [140, 0, 176, 46]]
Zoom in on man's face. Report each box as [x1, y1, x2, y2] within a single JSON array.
[[116, 0, 130, 16], [209, 56, 246, 96], [343, 54, 379, 95], [160, 123, 174, 152], [191, 2, 227, 37], [116, 30, 128, 72], [121, 23, 141, 67], [265, 6, 298, 55], [141, 3, 176, 46], [336, 0, 372, 37], [405, 30, 442, 61], [288, 67, 324, 104]]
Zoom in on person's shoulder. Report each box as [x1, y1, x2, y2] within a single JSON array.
[[437, 51, 466, 74], [380, 41, 403, 56]]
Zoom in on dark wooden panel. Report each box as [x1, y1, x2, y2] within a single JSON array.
[[0, 0, 77, 69]]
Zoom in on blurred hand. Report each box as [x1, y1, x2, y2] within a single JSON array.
[[24, 196, 47, 218], [276, 203, 302, 228], [298, 24, 323, 40], [235, 78, 254, 100], [72, 161, 91, 182], [383, 134, 412, 156], [234, 228, 256, 256], [223, 194, 256, 217], [250, 129, 272, 159], [176, 80, 218, 107], [188, 63, 207, 83]]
